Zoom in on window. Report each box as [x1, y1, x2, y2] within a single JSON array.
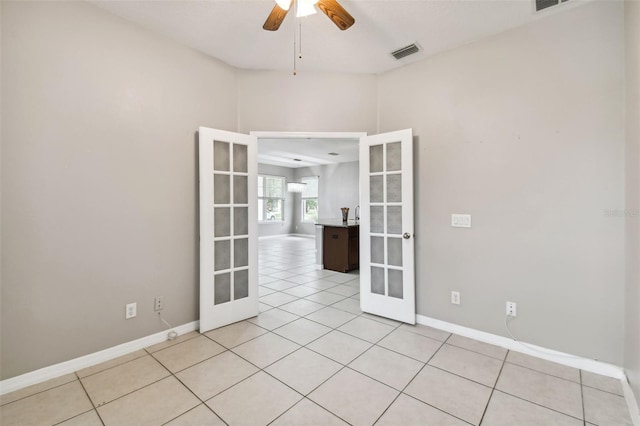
[[301, 176, 319, 222], [258, 175, 285, 221]]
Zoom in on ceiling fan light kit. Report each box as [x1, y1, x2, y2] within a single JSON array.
[[263, 0, 355, 32]]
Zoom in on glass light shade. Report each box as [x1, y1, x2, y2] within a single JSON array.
[[275, 0, 292, 10], [287, 182, 307, 193], [296, 1, 317, 17]]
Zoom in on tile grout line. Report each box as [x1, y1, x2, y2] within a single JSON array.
[[580, 369, 587, 426], [476, 348, 508, 425], [372, 332, 478, 425], [74, 371, 107, 426]]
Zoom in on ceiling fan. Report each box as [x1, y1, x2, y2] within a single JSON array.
[[263, 0, 355, 32]]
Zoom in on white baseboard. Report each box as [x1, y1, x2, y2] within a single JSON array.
[[315, 264, 324, 270], [415, 314, 625, 379], [289, 233, 315, 239], [0, 321, 199, 396]]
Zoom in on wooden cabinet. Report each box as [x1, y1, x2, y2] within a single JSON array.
[[323, 226, 359, 273]]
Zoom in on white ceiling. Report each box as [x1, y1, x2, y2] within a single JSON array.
[[90, 0, 582, 75], [258, 137, 359, 168], [90, 0, 584, 166]]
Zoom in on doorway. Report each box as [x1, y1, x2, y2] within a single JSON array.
[[198, 128, 415, 332]]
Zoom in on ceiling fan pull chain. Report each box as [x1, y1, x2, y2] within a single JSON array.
[[299, 22, 303, 60], [293, 14, 297, 75]]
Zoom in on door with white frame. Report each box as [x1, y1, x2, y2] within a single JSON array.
[[359, 129, 415, 324], [199, 127, 258, 332]]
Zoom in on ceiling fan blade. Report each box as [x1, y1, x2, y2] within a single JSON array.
[[263, 3, 291, 31], [317, 0, 355, 31]]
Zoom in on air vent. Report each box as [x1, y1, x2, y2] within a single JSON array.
[[535, 0, 569, 12], [390, 43, 420, 60]]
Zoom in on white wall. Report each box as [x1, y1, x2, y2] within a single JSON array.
[[1, 1, 237, 379], [624, 0, 640, 407], [0, 0, 633, 389], [257, 163, 296, 237], [378, 1, 626, 364], [237, 70, 377, 135], [292, 161, 360, 235]]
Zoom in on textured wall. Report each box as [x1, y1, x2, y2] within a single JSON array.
[[1, 1, 237, 379], [377, 1, 625, 364], [237, 70, 377, 135]]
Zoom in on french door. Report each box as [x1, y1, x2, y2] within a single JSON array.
[[359, 129, 415, 324], [199, 127, 258, 333]]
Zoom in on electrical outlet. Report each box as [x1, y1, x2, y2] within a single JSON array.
[[451, 291, 461, 305], [506, 301, 517, 317], [154, 296, 164, 311], [126, 302, 137, 319]]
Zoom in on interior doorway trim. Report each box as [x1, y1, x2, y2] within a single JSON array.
[[250, 131, 367, 139]]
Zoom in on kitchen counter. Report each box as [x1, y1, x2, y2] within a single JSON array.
[[315, 219, 360, 228]]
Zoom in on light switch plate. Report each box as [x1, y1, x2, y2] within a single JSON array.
[[451, 214, 472, 228]]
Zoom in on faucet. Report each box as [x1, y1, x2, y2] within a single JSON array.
[[355, 205, 360, 221]]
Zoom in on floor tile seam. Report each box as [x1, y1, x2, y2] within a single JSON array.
[[50, 407, 102, 426], [271, 323, 334, 347], [503, 359, 582, 385], [202, 320, 272, 345], [580, 382, 625, 398], [442, 336, 508, 362], [87, 372, 174, 410], [167, 367, 232, 424], [324, 288, 361, 297], [355, 313, 403, 330], [395, 327, 451, 345], [337, 320, 399, 346], [197, 369, 264, 405], [149, 346, 222, 375], [73, 351, 152, 381], [303, 365, 362, 419], [371, 392, 403, 425], [580, 369, 587, 424], [0, 376, 81, 408], [228, 337, 302, 371], [301, 293, 349, 305], [301, 281, 343, 291], [490, 388, 586, 422], [327, 303, 362, 316], [161, 347, 242, 374], [426, 363, 499, 389], [476, 348, 508, 425], [401, 385, 484, 425], [300, 311, 354, 329], [282, 287, 324, 297], [266, 397, 351, 426], [373, 340, 444, 365], [159, 404, 226, 426], [396, 392, 476, 426], [400, 352, 480, 424], [302, 338, 374, 368], [259, 362, 319, 398], [340, 364, 404, 395]]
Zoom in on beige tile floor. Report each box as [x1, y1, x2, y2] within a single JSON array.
[[0, 236, 634, 426]]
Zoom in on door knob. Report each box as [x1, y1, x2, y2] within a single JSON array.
[[403, 233, 411, 239]]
